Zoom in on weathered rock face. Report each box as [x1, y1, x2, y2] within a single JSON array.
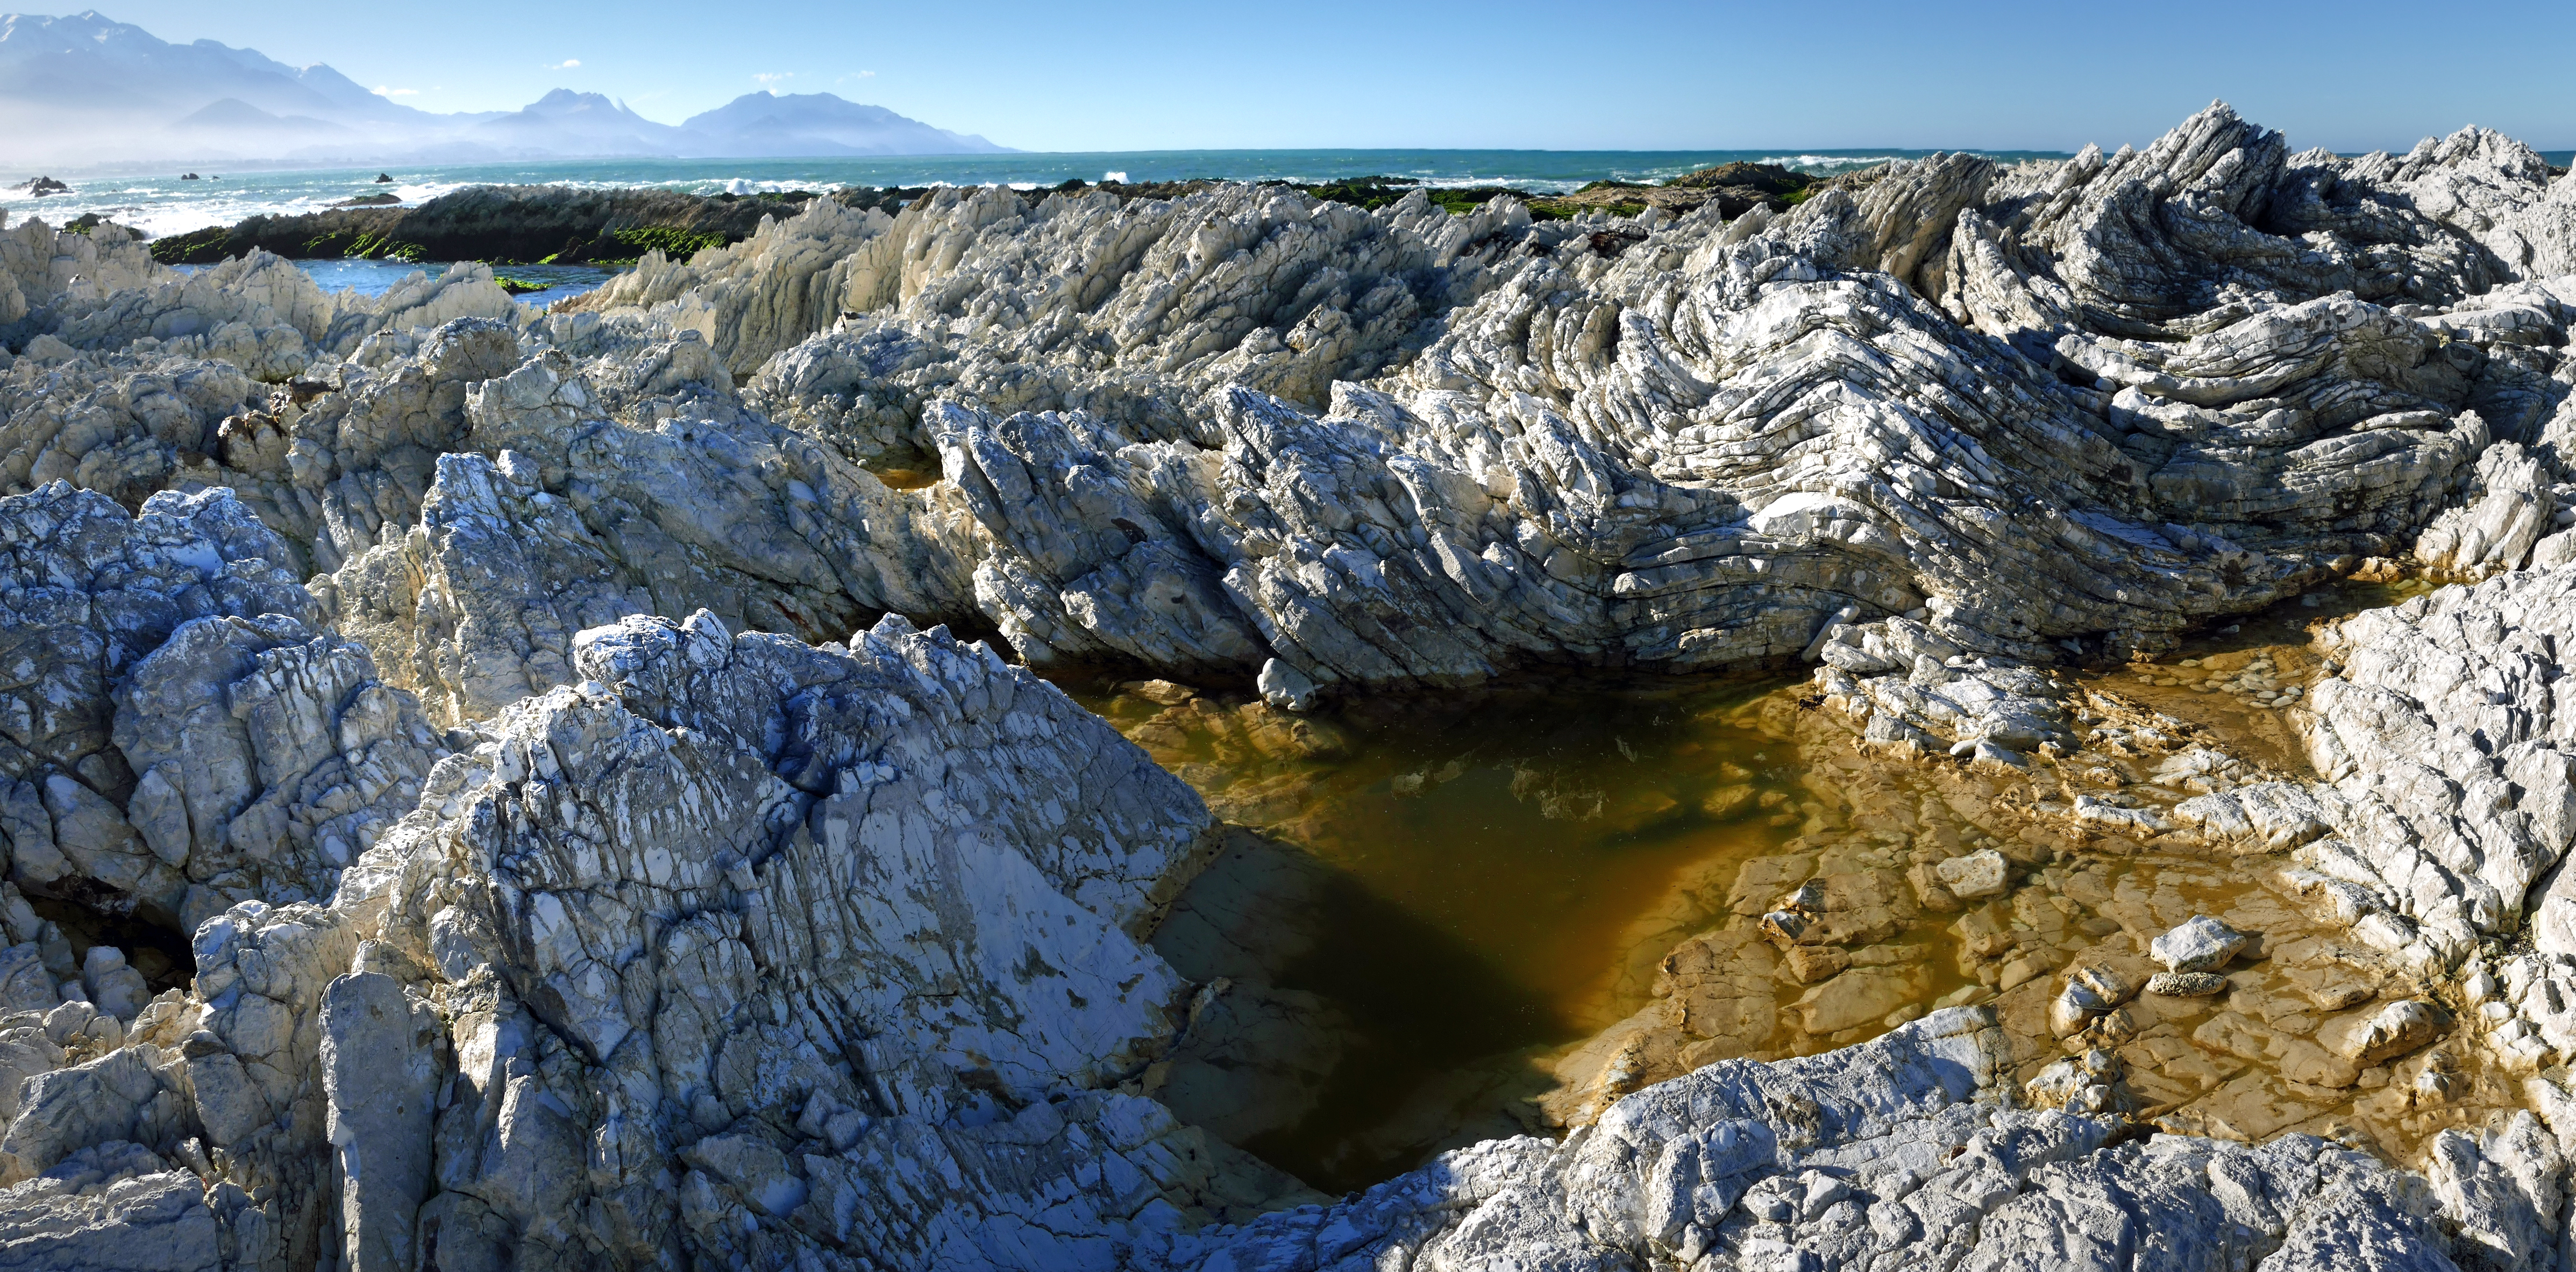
[[0, 558, 1304, 1267], [17, 106, 2576, 711], [2274, 563, 2576, 1088], [2307, 569, 2576, 959], [0, 484, 438, 931], [1944, 111, 2518, 349], [5, 220, 516, 379], [1, 215, 167, 337], [5, 101, 2576, 1269], [1156, 1009, 2500, 1272], [606, 105, 2573, 697], [345, 610, 1259, 1269], [606, 176, 1544, 393]]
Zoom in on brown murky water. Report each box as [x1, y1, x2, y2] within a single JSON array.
[[1068, 675, 1831, 1190], [2072, 577, 2440, 773], [1063, 577, 2507, 1194]]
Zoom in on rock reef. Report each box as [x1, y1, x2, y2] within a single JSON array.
[[146, 184, 914, 269], [4, 101, 2576, 1267]]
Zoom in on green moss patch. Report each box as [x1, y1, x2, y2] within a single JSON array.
[[148, 225, 232, 265]]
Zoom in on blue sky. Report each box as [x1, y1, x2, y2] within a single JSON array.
[[84, 0, 2576, 152]]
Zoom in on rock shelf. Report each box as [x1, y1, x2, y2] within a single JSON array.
[[4, 102, 2576, 1267]]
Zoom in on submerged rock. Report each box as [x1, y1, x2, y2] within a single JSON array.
[[2147, 970, 2231, 997]]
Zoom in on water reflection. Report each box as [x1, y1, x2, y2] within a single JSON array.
[[1069, 674, 1809, 1191]]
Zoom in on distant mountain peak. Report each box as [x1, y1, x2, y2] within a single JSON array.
[[0, 12, 1009, 163], [679, 89, 1008, 156]]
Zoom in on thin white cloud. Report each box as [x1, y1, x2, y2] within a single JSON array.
[[753, 71, 795, 85], [372, 85, 420, 97], [837, 70, 876, 82], [548, 59, 581, 69]]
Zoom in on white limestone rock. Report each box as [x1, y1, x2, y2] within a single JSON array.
[[0, 1155, 218, 1272], [2306, 566, 2576, 964], [1933, 848, 2010, 900], [318, 449, 652, 727], [318, 971, 441, 1272], [2416, 440, 2555, 574], [0, 483, 437, 927], [1156, 1008, 2478, 1272], [1942, 105, 2528, 352], [74, 949, 143, 1023], [2151, 916, 2253, 974], [0, 603, 1284, 1270], [2023, 1048, 2129, 1116], [2321, 998, 2452, 1067], [2425, 1113, 2565, 1272], [8, 102, 2576, 1268], [0, 216, 169, 324], [0, 349, 265, 506], [11, 110, 2576, 710]]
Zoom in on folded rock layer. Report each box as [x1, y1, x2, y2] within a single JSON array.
[[2, 101, 2576, 1268]]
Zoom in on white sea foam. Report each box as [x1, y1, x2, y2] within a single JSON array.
[[1756, 153, 1911, 171], [391, 182, 466, 204], [1412, 175, 1588, 194]]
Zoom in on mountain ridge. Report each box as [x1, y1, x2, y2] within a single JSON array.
[[679, 90, 1003, 156], [0, 10, 1009, 164]]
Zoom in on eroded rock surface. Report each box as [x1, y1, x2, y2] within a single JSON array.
[[1163, 1009, 2501, 1272], [0, 484, 436, 931], [6, 102, 2576, 1267]]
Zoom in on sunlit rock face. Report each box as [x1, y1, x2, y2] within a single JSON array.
[[594, 103, 2576, 701], [3, 101, 2576, 1269]]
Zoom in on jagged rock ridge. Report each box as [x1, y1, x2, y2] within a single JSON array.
[[1, 102, 2575, 1268]]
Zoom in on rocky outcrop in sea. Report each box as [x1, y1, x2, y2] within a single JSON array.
[[144, 185, 924, 269], [4, 102, 2576, 1268]]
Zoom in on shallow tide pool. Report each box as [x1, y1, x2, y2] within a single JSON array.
[[1071, 674, 1820, 1191], [1065, 577, 2506, 1191], [175, 256, 614, 306]]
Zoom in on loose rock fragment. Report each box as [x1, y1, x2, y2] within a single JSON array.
[[1934, 849, 2010, 900], [2147, 970, 2230, 997], [2152, 916, 2252, 973], [2026, 1048, 2131, 1115], [2049, 962, 2143, 1038]]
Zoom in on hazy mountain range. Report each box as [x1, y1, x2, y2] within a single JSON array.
[[0, 11, 1008, 166]]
